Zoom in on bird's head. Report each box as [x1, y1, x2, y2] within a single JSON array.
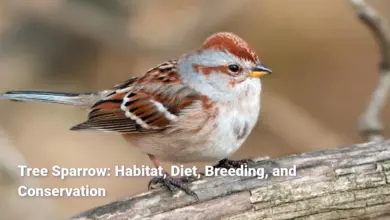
[[178, 32, 272, 102]]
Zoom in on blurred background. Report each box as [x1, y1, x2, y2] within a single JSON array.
[[0, 0, 389, 219]]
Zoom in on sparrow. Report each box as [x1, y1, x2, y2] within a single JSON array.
[[0, 32, 272, 199]]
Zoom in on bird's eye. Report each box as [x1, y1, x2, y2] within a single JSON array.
[[228, 64, 241, 73]]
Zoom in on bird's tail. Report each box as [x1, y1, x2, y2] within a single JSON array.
[[0, 91, 103, 108]]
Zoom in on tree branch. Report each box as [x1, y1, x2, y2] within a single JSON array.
[[350, 0, 390, 141], [72, 140, 390, 220]]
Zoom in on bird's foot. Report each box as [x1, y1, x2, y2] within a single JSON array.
[[179, 174, 201, 183], [213, 158, 254, 169], [148, 173, 199, 200]]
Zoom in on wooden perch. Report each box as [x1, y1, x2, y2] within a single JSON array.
[[72, 140, 390, 220]]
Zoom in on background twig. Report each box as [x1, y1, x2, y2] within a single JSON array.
[[0, 128, 55, 220], [351, 0, 390, 141]]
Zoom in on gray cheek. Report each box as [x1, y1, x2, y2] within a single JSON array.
[[207, 74, 230, 89]]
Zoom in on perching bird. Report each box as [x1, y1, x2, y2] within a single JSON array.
[[0, 32, 272, 199]]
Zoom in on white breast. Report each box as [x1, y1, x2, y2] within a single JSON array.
[[200, 92, 261, 161]]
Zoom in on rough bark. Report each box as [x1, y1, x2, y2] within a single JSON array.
[[72, 140, 390, 220]]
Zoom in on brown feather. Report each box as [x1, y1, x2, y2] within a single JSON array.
[[203, 32, 259, 63], [71, 60, 202, 133]]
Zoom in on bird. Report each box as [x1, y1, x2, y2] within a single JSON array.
[[0, 32, 272, 199]]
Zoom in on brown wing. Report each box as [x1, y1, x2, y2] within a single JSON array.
[[71, 60, 201, 133]]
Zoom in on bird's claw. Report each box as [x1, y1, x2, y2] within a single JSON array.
[[213, 158, 254, 169], [148, 174, 199, 201]]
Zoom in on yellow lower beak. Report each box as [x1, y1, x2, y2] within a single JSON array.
[[249, 71, 270, 78]]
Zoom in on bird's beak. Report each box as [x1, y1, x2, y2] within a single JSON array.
[[249, 64, 273, 78]]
